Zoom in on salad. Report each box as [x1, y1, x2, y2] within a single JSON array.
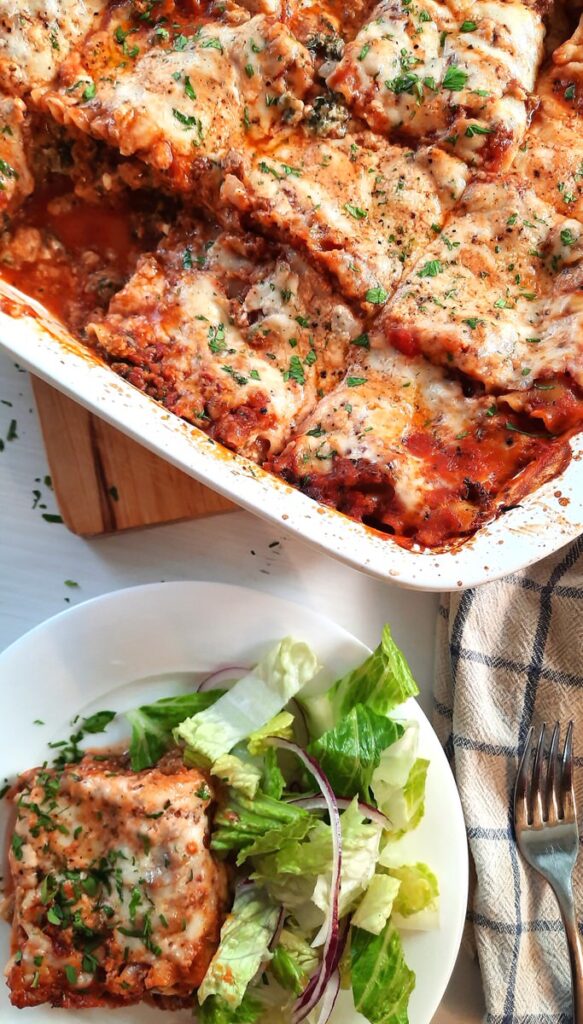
[[125, 625, 437, 1023]]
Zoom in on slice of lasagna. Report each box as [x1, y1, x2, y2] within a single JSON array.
[[0, 0, 107, 98], [513, 13, 583, 220], [269, 344, 571, 549], [5, 750, 228, 1008], [38, 2, 314, 194], [219, 129, 469, 308], [325, 0, 546, 170], [378, 173, 583, 432], [89, 222, 361, 461]]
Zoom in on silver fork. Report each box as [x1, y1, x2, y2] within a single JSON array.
[[514, 722, 583, 1020]]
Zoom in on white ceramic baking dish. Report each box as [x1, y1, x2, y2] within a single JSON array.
[[1, 279, 581, 591]]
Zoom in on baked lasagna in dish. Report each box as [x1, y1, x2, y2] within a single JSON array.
[[0, 0, 581, 549]]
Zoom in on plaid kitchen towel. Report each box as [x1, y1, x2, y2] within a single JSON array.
[[434, 535, 583, 1024]]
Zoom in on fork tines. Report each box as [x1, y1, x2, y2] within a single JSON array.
[[515, 721, 575, 828]]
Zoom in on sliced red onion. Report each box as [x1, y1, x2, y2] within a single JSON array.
[[288, 794, 391, 830], [315, 969, 341, 1024], [197, 665, 249, 691], [265, 738, 342, 1024]]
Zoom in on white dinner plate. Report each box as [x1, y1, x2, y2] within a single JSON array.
[[0, 582, 468, 1023]]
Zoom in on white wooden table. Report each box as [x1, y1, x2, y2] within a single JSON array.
[[0, 349, 484, 1022]]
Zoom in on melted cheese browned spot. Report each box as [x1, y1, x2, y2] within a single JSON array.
[[6, 750, 228, 1009], [38, 3, 314, 194], [219, 130, 468, 308], [269, 344, 571, 549], [379, 174, 583, 401], [89, 223, 360, 461], [325, 0, 545, 170], [0, 0, 107, 97]]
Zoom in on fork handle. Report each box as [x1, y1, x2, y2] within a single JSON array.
[[554, 878, 583, 1021]]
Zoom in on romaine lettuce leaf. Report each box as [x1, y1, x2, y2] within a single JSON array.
[[126, 690, 224, 771], [374, 758, 429, 834], [351, 873, 401, 935], [300, 626, 418, 738], [176, 639, 319, 763], [248, 712, 294, 755], [308, 705, 403, 800], [211, 789, 313, 865], [351, 921, 415, 1024], [270, 930, 318, 995], [389, 863, 439, 918], [212, 753, 263, 799], [262, 747, 285, 800], [198, 884, 280, 1009], [197, 991, 262, 1024]]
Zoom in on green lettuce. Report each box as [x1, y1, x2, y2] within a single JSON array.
[[176, 639, 319, 763], [247, 712, 294, 755], [351, 873, 401, 935], [211, 789, 313, 865], [390, 863, 439, 918], [198, 885, 280, 1009], [270, 929, 318, 995], [197, 992, 262, 1024], [351, 921, 415, 1024], [308, 705, 403, 800], [262, 747, 285, 800], [126, 690, 223, 770], [300, 626, 418, 738], [212, 753, 263, 799], [375, 757, 429, 834]]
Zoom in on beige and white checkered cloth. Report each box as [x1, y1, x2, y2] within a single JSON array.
[[434, 536, 583, 1024]]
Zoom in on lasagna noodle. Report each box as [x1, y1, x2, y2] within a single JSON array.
[[219, 130, 469, 308], [325, 0, 546, 170], [0, 0, 107, 97], [378, 173, 583, 418], [269, 346, 571, 548], [88, 224, 361, 461], [6, 751, 228, 1008], [38, 5, 314, 193]]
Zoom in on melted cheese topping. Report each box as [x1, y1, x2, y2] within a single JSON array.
[[326, 0, 544, 169], [0, 96, 34, 212], [39, 6, 314, 191], [220, 131, 468, 306], [269, 343, 567, 548], [89, 225, 360, 460], [0, 0, 106, 96], [380, 174, 583, 391], [6, 752, 227, 1008]]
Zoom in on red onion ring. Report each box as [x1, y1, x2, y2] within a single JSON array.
[[288, 795, 391, 830], [197, 665, 249, 691], [315, 969, 341, 1024], [265, 738, 342, 1024]]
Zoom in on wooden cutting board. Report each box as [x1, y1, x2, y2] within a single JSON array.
[[32, 377, 235, 536]]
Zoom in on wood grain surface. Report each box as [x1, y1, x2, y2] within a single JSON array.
[[32, 377, 234, 536]]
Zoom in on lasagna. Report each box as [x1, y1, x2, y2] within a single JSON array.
[[0, 0, 581, 553], [5, 750, 227, 1009]]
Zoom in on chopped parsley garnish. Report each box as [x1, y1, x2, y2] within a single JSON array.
[[365, 287, 389, 304], [208, 323, 227, 353], [283, 355, 305, 385], [417, 259, 443, 278], [11, 834, 24, 861], [344, 203, 367, 220], [347, 376, 367, 387], [201, 37, 223, 52], [462, 317, 484, 329], [560, 227, 576, 246], [465, 123, 492, 137], [442, 66, 468, 91], [358, 43, 371, 61], [182, 246, 193, 269], [222, 365, 248, 386], [565, 84, 576, 101], [460, 20, 477, 31], [172, 108, 199, 129], [184, 75, 197, 101], [351, 333, 370, 348], [306, 426, 326, 437], [244, 63, 254, 78]]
